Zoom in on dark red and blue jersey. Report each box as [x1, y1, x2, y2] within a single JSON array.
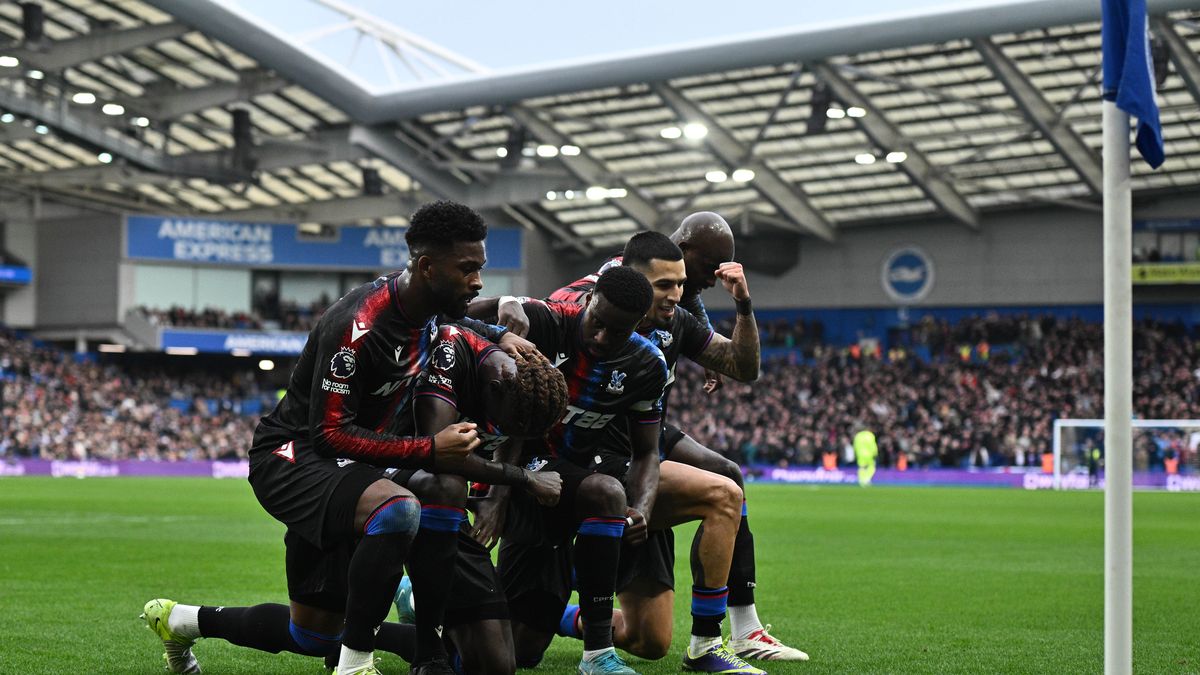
[[410, 324, 511, 459], [550, 254, 713, 331], [548, 265, 714, 408], [520, 300, 668, 473], [252, 272, 505, 468]]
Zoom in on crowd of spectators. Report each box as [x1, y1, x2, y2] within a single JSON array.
[[682, 315, 1200, 472], [2, 314, 1198, 473], [0, 329, 271, 462], [133, 298, 329, 333]]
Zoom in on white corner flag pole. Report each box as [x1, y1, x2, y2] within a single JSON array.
[[1102, 99, 1133, 675]]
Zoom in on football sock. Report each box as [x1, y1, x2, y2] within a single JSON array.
[[691, 585, 728, 639], [409, 505, 465, 663], [198, 604, 339, 656], [729, 604, 765, 641], [342, 496, 419, 653], [167, 603, 201, 639], [728, 500, 758, 608], [575, 516, 625, 651]]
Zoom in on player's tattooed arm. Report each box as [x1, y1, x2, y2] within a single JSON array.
[[693, 262, 760, 382]]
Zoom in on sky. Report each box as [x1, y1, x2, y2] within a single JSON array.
[[230, 0, 977, 87]]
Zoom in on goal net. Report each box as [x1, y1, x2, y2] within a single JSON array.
[[1052, 419, 1200, 490]]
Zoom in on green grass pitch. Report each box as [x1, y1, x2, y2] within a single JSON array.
[[1, 478, 1198, 674]]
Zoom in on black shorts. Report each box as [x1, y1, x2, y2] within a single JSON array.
[[661, 423, 687, 460], [501, 456, 622, 547], [249, 438, 388, 611], [445, 522, 510, 627], [616, 528, 675, 594], [497, 539, 573, 635]]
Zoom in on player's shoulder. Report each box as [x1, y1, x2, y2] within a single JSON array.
[[435, 323, 495, 358], [628, 332, 668, 369]]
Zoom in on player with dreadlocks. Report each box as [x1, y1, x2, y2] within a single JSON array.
[[388, 324, 570, 674]]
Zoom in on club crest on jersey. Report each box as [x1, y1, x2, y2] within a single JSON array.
[[606, 370, 627, 395], [433, 343, 456, 370], [655, 330, 673, 348], [330, 347, 357, 379]]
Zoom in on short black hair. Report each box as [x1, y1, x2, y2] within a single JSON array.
[[405, 200, 487, 254], [595, 266, 653, 315], [622, 231, 683, 269]]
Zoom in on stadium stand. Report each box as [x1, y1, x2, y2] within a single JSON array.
[[4, 316, 1196, 473]]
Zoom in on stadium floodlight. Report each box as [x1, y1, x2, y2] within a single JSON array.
[[585, 186, 607, 200], [660, 126, 682, 139], [564, 190, 575, 199], [825, 107, 846, 119], [132, 116, 150, 128], [97, 152, 113, 164], [0, 113, 13, 124], [0, 56, 18, 68], [26, 69, 43, 80], [536, 144, 559, 158], [33, 124, 48, 135], [102, 103, 125, 116], [683, 122, 708, 139], [545, 190, 557, 200], [847, 106, 867, 118], [258, 359, 275, 371], [886, 151, 908, 163], [705, 170, 728, 183], [854, 153, 876, 165], [560, 144, 581, 156], [607, 188, 627, 198], [72, 92, 97, 105], [495, 147, 508, 158], [166, 347, 199, 356], [731, 168, 756, 182]]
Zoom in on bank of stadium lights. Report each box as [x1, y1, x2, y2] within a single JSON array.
[[661, 123, 707, 140], [0, 55, 18, 68], [72, 92, 96, 105], [547, 187, 626, 201], [101, 103, 125, 116], [500, 144, 581, 159]]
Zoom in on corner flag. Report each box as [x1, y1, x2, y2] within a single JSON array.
[[1102, 0, 1164, 169]]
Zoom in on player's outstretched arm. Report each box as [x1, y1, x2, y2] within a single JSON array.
[[693, 261, 760, 382], [465, 296, 530, 336]]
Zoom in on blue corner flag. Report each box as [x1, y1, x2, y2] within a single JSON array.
[[1102, 0, 1164, 169]]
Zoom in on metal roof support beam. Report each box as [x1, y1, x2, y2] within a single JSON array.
[[11, 21, 190, 72], [813, 62, 980, 230], [133, 70, 289, 120], [213, 193, 422, 223], [507, 106, 660, 230], [654, 83, 835, 241], [1153, 16, 1200, 108], [349, 124, 576, 210], [498, 205, 593, 256], [972, 38, 1103, 195], [8, 128, 368, 187], [0, 87, 249, 183]]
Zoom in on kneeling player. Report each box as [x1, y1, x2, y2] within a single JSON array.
[[393, 324, 569, 674]]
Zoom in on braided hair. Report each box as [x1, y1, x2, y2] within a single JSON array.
[[496, 350, 569, 438]]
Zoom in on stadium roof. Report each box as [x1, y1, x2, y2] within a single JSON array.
[[1, 0, 1198, 255]]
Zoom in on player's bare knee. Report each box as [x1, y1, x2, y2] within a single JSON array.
[[409, 470, 468, 508], [715, 456, 745, 489], [627, 632, 671, 660], [707, 476, 741, 521], [577, 473, 626, 515]]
